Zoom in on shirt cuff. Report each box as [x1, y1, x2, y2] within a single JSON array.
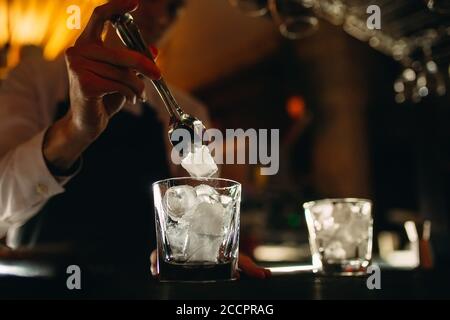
[[49, 157, 83, 186], [14, 129, 80, 200]]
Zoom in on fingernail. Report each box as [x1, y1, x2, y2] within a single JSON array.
[[141, 90, 147, 102], [151, 266, 156, 276], [125, 0, 139, 10], [149, 45, 159, 59]]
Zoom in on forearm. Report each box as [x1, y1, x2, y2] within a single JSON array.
[[42, 111, 94, 172]]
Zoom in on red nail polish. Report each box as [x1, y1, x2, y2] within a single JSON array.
[[149, 45, 159, 59], [126, 0, 139, 10]]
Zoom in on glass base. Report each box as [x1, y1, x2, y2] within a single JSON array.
[[315, 260, 370, 276], [157, 259, 237, 282]]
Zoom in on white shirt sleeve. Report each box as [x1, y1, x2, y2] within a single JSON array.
[[0, 48, 73, 241]]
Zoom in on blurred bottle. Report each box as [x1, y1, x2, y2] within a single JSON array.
[[418, 220, 434, 269]]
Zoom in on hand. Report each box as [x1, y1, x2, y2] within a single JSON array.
[[150, 250, 272, 279], [66, 0, 161, 140], [236, 253, 272, 279], [43, 0, 160, 172]]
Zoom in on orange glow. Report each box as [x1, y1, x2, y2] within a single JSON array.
[[286, 95, 306, 120], [0, 0, 105, 68], [254, 165, 268, 188], [0, 1, 8, 45]]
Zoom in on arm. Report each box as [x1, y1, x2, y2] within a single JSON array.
[[0, 0, 161, 242], [0, 51, 71, 239]]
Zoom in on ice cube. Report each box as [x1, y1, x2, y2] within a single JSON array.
[[347, 217, 370, 243], [166, 221, 189, 259], [219, 195, 233, 207], [195, 184, 218, 197], [181, 145, 218, 178], [333, 204, 352, 223], [188, 202, 225, 236], [311, 203, 334, 231], [163, 185, 197, 221], [195, 184, 220, 204], [219, 195, 234, 230], [311, 203, 333, 220], [324, 241, 346, 260], [186, 233, 222, 262]]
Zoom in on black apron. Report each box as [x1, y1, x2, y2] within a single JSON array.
[[13, 98, 170, 270]]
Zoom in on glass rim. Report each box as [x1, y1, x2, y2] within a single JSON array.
[[303, 198, 372, 210], [152, 176, 241, 190]]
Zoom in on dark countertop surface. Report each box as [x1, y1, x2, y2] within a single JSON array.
[[0, 256, 449, 299]]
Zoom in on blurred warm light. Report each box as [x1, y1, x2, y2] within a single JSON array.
[[0, 263, 52, 277], [404, 220, 419, 243], [0, 1, 8, 45], [384, 250, 419, 268], [254, 165, 268, 188], [45, 0, 107, 59], [377, 224, 420, 269], [0, 0, 106, 68], [286, 95, 306, 120], [378, 231, 399, 259], [9, 0, 51, 45], [268, 264, 314, 274], [254, 244, 310, 262]]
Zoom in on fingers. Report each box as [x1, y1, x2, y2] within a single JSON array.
[[263, 268, 272, 278], [73, 56, 146, 100], [69, 44, 161, 80], [81, 70, 137, 103], [238, 254, 271, 279], [150, 250, 157, 276], [77, 0, 139, 45]]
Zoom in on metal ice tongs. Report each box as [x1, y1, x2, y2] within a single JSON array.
[[112, 13, 205, 146]]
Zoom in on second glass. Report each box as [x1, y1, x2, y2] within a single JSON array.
[[304, 198, 373, 275]]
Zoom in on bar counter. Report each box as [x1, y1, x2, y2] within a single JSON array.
[[0, 254, 449, 299]]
